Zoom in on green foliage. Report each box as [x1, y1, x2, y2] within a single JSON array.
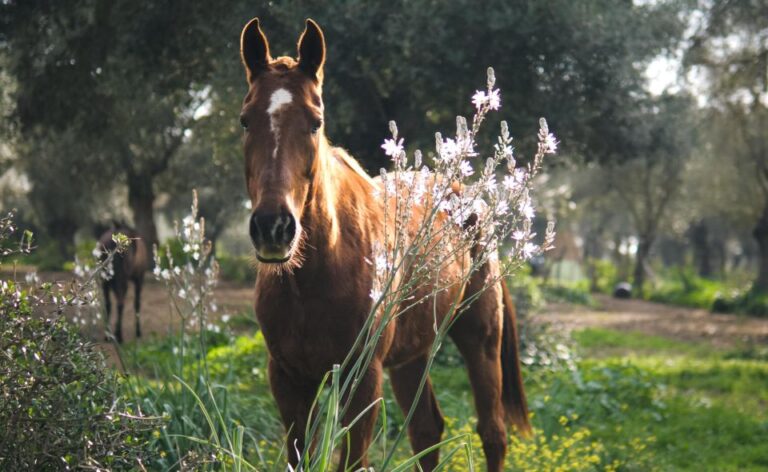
[[714, 290, 768, 317], [506, 267, 545, 318], [14, 239, 68, 271], [591, 258, 620, 294], [0, 284, 157, 469], [122, 330, 284, 470], [541, 281, 596, 307], [155, 237, 192, 269], [565, 327, 768, 471], [648, 269, 725, 309], [646, 269, 768, 316], [217, 254, 256, 283]]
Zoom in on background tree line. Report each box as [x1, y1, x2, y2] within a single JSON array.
[[1, 0, 767, 298]]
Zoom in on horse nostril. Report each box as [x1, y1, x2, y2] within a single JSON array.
[[250, 211, 296, 248], [249, 212, 263, 246]]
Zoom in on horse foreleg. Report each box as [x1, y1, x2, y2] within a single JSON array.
[[133, 278, 143, 339], [269, 358, 317, 469], [113, 284, 127, 344], [450, 283, 508, 472], [337, 360, 382, 472], [389, 355, 445, 472], [102, 282, 112, 341]]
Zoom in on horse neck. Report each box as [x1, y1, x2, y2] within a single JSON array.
[[300, 138, 377, 271]]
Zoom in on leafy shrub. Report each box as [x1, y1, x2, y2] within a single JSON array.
[[542, 282, 596, 306], [439, 417, 652, 472], [217, 254, 256, 283], [507, 267, 545, 318], [154, 237, 190, 269], [14, 239, 67, 271], [714, 290, 768, 317], [0, 214, 157, 470], [529, 361, 665, 437], [648, 269, 731, 310], [519, 322, 578, 373], [589, 258, 620, 294]]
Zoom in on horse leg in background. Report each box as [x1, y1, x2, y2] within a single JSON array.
[[102, 281, 112, 340], [337, 360, 383, 472], [389, 355, 445, 472], [113, 281, 128, 344], [449, 280, 508, 472], [133, 276, 143, 339], [269, 357, 319, 469]]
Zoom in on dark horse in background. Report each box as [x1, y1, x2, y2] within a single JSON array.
[[239, 18, 529, 471], [98, 225, 149, 343]]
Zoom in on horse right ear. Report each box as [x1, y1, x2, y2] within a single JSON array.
[[240, 17, 271, 83]]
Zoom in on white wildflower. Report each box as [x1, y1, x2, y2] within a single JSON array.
[[512, 230, 527, 241], [381, 138, 404, 158], [459, 160, 474, 177], [471, 89, 501, 111], [522, 242, 539, 259], [519, 199, 536, 219], [544, 133, 558, 154]]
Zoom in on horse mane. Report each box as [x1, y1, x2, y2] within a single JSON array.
[[329, 145, 377, 188], [278, 138, 377, 270]]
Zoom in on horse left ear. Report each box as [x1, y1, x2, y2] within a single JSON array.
[[297, 19, 325, 81], [241, 17, 272, 83]]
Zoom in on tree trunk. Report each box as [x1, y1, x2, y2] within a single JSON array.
[[753, 201, 768, 293], [690, 221, 712, 278], [633, 238, 652, 296], [46, 217, 78, 267], [127, 173, 158, 256]]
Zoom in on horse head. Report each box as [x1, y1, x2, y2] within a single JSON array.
[[240, 18, 326, 265]]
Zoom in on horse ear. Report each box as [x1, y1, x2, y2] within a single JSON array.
[[297, 19, 325, 81], [240, 17, 271, 83]]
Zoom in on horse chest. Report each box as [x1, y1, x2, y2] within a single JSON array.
[[255, 284, 371, 379]]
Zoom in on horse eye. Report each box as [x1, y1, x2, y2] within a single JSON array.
[[240, 115, 248, 130], [311, 119, 322, 135]]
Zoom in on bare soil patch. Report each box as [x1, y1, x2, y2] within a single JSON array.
[[533, 294, 768, 348]]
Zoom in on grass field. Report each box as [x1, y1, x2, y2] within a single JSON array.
[[119, 323, 768, 471]]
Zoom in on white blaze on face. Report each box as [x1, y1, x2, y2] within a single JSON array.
[[267, 88, 293, 159]]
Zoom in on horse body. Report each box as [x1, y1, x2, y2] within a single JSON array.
[[98, 226, 148, 343], [241, 18, 528, 472]]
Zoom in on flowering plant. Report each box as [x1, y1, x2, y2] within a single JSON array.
[[153, 190, 219, 336], [370, 67, 556, 314]]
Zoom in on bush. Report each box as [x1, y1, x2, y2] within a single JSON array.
[[541, 281, 596, 306], [507, 266, 545, 318], [589, 258, 620, 294], [648, 269, 730, 310], [217, 254, 256, 283], [714, 290, 768, 317], [0, 273, 158, 469]]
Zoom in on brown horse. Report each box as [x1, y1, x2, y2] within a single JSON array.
[[240, 18, 530, 471], [98, 225, 149, 344]]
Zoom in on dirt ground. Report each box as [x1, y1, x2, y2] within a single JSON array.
[[533, 294, 768, 348], [15, 269, 768, 349]]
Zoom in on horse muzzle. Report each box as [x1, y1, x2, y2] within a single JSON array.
[[249, 210, 298, 263]]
